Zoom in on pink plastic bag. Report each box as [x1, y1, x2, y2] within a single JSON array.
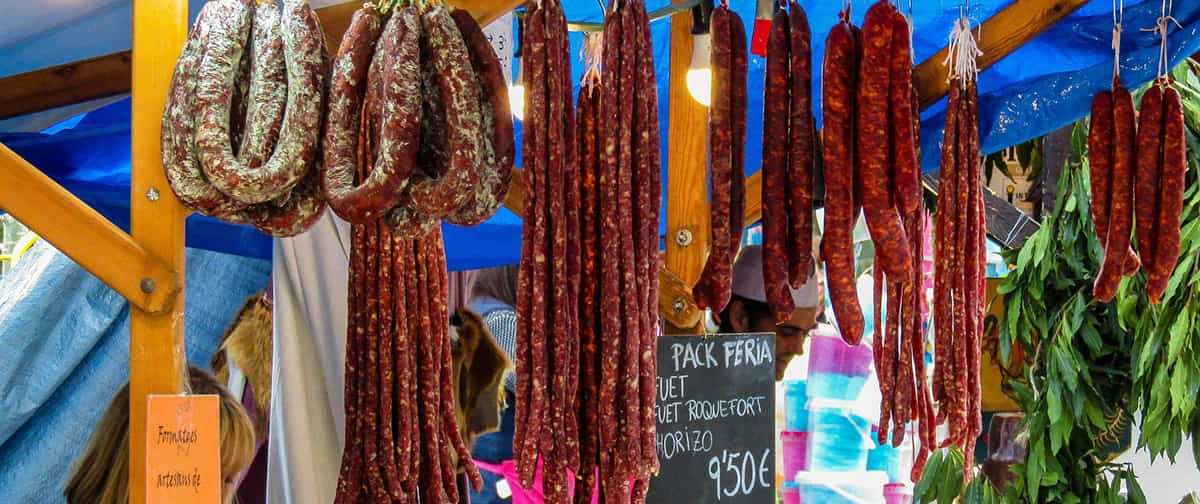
[[473, 459, 600, 504]]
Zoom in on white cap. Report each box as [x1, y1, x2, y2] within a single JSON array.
[[731, 245, 819, 308]]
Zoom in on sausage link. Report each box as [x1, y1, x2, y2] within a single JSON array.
[[762, 8, 795, 323], [1088, 91, 1116, 246], [1149, 84, 1186, 302], [161, 5, 250, 219], [195, 0, 326, 204], [326, 8, 422, 224], [729, 9, 749, 263], [598, 8, 625, 490], [858, 1, 912, 279], [576, 79, 602, 481], [632, 0, 662, 476], [446, 8, 516, 226], [821, 19, 865, 345], [375, 222, 404, 499], [407, 7, 482, 217], [1135, 85, 1163, 276], [787, 1, 814, 288], [333, 219, 365, 504], [933, 84, 959, 407], [321, 8, 383, 221], [517, 4, 548, 486], [616, 2, 643, 480], [889, 9, 920, 215], [696, 6, 734, 313], [1094, 85, 1137, 302], [872, 265, 885, 443], [238, 2, 288, 170]]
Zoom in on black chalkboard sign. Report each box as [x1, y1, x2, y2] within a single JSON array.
[[647, 333, 776, 503]]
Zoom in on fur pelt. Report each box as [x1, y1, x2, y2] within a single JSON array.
[[450, 307, 513, 449], [211, 291, 273, 442]]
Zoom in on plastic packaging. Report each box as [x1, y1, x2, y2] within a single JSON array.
[[807, 330, 873, 400], [884, 483, 913, 504], [807, 398, 873, 472], [784, 379, 808, 431], [780, 430, 809, 482], [781, 482, 801, 504], [795, 471, 887, 504]]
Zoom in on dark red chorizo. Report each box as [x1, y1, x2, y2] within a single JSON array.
[[696, 5, 734, 314], [1134, 84, 1163, 277], [616, 1, 643, 480], [820, 18, 865, 345], [1094, 85, 1136, 302], [729, 9, 749, 265], [1150, 84, 1186, 302], [762, 7, 795, 323], [858, 1, 912, 279], [631, 0, 662, 475], [1088, 91, 1114, 247], [596, 4, 623, 493], [787, 1, 814, 288], [889, 9, 920, 215]]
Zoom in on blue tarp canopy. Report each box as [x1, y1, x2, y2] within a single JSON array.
[[2, 0, 1198, 269]]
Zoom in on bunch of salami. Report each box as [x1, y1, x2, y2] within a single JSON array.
[[695, 1, 748, 315], [760, 1, 815, 323], [514, 0, 661, 500], [1090, 77, 1186, 303], [161, 0, 328, 237], [335, 224, 481, 503], [322, 2, 514, 236], [932, 16, 985, 480]]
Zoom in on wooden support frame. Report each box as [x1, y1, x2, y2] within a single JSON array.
[[0, 143, 180, 313], [128, 0, 189, 501]]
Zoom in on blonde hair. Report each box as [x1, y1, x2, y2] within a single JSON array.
[[65, 366, 256, 504]]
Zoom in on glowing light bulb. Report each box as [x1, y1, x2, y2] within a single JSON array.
[[509, 60, 525, 120], [687, 33, 712, 107]]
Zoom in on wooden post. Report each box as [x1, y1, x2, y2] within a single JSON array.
[[128, 0, 189, 502], [663, 0, 710, 333]]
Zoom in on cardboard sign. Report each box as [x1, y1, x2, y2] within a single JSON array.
[[648, 333, 777, 503], [146, 394, 220, 504]]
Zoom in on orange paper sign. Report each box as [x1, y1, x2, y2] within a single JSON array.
[[146, 394, 220, 504]]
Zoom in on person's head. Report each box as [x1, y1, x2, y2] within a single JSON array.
[[470, 265, 519, 308], [65, 366, 256, 504], [718, 245, 820, 380]]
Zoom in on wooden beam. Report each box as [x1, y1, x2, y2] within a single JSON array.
[[0, 143, 180, 313], [915, 0, 1089, 109], [0, 52, 131, 120], [0, 0, 525, 119], [128, 0, 189, 501], [662, 0, 711, 332]]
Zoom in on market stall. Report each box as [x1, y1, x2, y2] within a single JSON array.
[[2, 0, 1200, 502]]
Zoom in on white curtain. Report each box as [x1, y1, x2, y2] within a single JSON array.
[[268, 210, 350, 504]]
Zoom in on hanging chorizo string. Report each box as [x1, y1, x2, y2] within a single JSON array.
[[932, 7, 984, 481], [515, 0, 661, 500], [1138, 0, 1186, 303], [695, 0, 747, 316]]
